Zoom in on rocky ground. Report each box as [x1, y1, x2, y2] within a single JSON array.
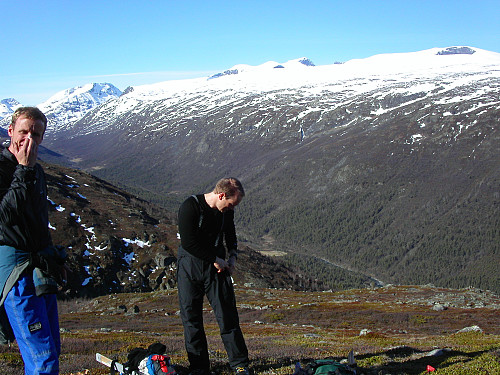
[[1, 284, 498, 375]]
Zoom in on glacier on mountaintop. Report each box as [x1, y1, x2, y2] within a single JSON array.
[[76, 46, 499, 139], [119, 47, 500, 103], [2, 46, 499, 138]]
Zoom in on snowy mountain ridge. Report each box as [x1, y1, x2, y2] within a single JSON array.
[[38, 82, 122, 133], [1, 46, 498, 135], [51, 46, 500, 141], [0, 83, 122, 132], [119, 47, 494, 103], [209, 56, 316, 78], [123, 46, 499, 99], [0, 98, 21, 121]]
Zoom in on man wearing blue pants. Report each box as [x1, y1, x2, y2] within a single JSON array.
[[0, 107, 63, 374]]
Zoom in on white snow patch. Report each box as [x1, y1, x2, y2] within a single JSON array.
[[122, 238, 151, 248], [82, 224, 95, 234], [70, 213, 82, 223]]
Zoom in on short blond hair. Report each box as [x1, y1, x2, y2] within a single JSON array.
[[213, 177, 245, 198], [11, 107, 47, 130]]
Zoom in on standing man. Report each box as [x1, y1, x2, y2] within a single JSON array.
[[177, 178, 250, 375], [0, 107, 62, 374]]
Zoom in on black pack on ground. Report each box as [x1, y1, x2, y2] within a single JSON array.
[[123, 342, 168, 374]]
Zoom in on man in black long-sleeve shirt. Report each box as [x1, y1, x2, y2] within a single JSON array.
[[177, 178, 249, 375]]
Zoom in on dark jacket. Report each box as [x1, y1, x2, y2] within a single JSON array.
[[178, 194, 238, 263], [0, 147, 51, 253], [0, 147, 52, 344]]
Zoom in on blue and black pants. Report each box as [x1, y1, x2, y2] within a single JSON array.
[[4, 273, 60, 375]]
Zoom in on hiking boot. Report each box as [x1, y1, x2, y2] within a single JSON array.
[[235, 367, 250, 375]]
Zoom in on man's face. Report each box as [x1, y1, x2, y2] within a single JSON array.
[[216, 192, 242, 212], [8, 115, 45, 149]]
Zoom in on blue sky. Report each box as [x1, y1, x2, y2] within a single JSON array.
[[1, 0, 499, 105]]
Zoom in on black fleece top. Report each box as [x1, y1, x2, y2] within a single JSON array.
[[0, 147, 51, 253], [178, 194, 237, 263]]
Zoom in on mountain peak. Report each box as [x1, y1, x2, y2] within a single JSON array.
[[208, 57, 316, 79], [0, 98, 21, 121], [41, 82, 122, 106], [1, 98, 20, 106], [38, 83, 122, 133], [436, 46, 476, 55], [296, 57, 315, 66]]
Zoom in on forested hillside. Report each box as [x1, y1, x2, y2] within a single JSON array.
[[29, 48, 500, 294]]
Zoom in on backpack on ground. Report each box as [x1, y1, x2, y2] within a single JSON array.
[[139, 354, 176, 375], [294, 359, 356, 375], [123, 343, 177, 375]]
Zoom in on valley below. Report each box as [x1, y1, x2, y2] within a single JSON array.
[[1, 47, 499, 374]]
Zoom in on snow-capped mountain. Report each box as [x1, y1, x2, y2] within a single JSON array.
[[208, 57, 316, 79], [41, 46, 500, 293], [46, 46, 499, 140], [0, 98, 21, 121], [38, 83, 122, 133]]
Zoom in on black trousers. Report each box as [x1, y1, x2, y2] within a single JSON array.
[[177, 247, 249, 371]]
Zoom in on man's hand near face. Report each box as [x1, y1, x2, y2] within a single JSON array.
[[12, 136, 38, 167], [8, 115, 45, 168]]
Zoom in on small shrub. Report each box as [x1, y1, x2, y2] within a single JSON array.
[[436, 352, 500, 374], [357, 354, 387, 367], [409, 314, 430, 325], [264, 312, 285, 322], [0, 352, 23, 365]]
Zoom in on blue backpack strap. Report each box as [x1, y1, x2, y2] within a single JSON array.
[[146, 355, 155, 375]]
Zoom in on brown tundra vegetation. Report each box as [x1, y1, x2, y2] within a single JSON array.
[[0, 284, 498, 375]]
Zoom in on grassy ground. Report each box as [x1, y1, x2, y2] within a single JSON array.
[[0, 286, 498, 374]]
